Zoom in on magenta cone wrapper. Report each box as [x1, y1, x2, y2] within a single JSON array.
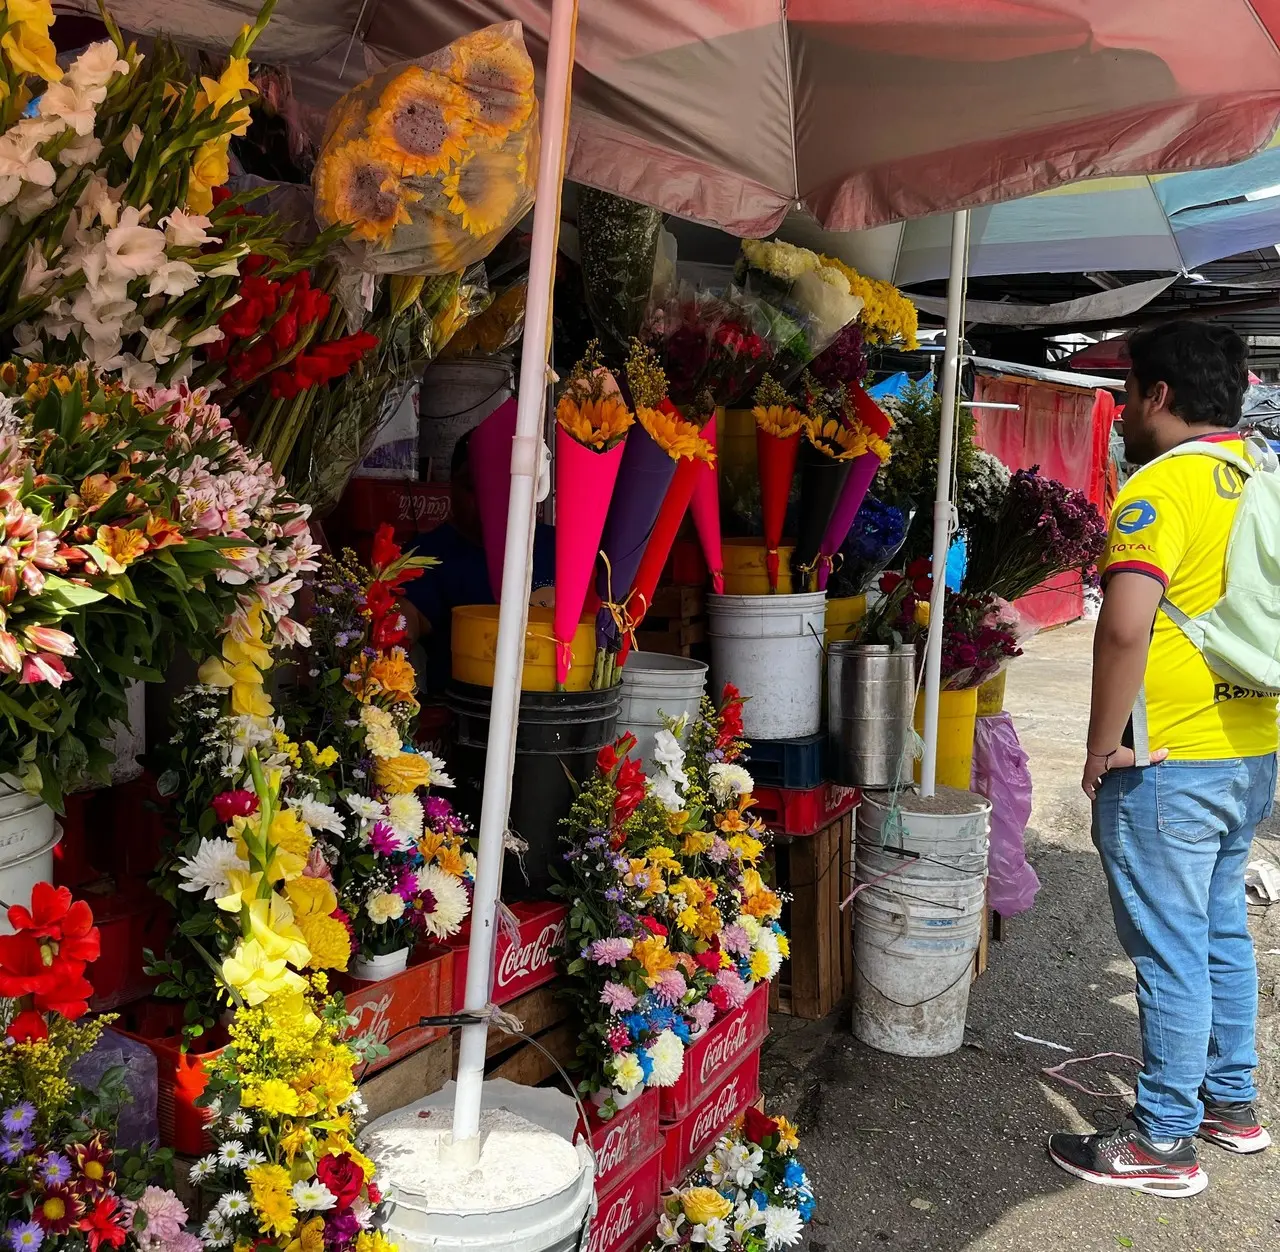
[[689, 416, 724, 594], [595, 424, 678, 646], [553, 429, 627, 683], [816, 450, 881, 591], [467, 397, 518, 600]]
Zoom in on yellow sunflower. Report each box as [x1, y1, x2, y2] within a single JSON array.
[[449, 27, 535, 144], [315, 139, 420, 246], [804, 415, 863, 461], [636, 405, 715, 463], [442, 152, 521, 238], [753, 403, 805, 439], [368, 66, 474, 178], [556, 393, 634, 450]]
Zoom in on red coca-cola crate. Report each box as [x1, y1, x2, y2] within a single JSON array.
[[752, 783, 859, 837], [87, 887, 171, 1012], [579, 1089, 660, 1196], [446, 901, 566, 1012], [659, 983, 769, 1124], [336, 944, 454, 1075], [660, 1047, 761, 1191], [585, 1141, 663, 1252], [338, 478, 451, 541]]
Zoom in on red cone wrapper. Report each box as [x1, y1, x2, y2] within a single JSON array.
[[553, 428, 628, 683], [756, 425, 802, 592]]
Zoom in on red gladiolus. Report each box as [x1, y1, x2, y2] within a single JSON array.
[[743, 1105, 779, 1145], [613, 757, 646, 824], [596, 733, 638, 776], [717, 683, 745, 748], [6, 1009, 48, 1043], [364, 579, 394, 624], [270, 309, 298, 353], [212, 789, 259, 822], [371, 524, 401, 572], [317, 1153, 365, 1208], [8, 881, 93, 941], [371, 612, 406, 651]]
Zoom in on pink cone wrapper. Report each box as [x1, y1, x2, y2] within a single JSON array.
[[553, 428, 628, 683], [467, 397, 518, 600], [689, 415, 724, 594], [815, 451, 881, 591]]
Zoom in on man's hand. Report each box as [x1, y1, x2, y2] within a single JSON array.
[[1081, 745, 1170, 799]]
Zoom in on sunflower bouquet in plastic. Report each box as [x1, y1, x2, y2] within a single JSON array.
[[313, 22, 539, 275]]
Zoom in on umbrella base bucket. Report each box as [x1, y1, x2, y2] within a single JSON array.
[[914, 687, 979, 790], [618, 654, 708, 775], [446, 682, 621, 901], [708, 592, 827, 740]]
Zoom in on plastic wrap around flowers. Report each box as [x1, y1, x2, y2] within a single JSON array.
[[314, 22, 539, 274]]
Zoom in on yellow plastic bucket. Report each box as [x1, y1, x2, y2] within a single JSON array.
[[451, 605, 596, 692], [824, 595, 867, 646], [976, 670, 1007, 718], [722, 537, 794, 595], [717, 407, 758, 486], [913, 687, 978, 789]]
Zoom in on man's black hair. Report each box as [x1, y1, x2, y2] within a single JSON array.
[[1127, 320, 1248, 427], [451, 428, 473, 480]]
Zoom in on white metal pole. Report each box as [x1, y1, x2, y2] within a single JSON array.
[[449, 0, 580, 1160], [919, 209, 969, 797]]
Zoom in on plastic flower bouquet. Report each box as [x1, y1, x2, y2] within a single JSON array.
[[192, 977, 393, 1252], [0, 365, 315, 804], [0, 882, 194, 1252], [645, 1105, 815, 1251]]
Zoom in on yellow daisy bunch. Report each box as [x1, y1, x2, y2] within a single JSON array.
[[821, 254, 920, 349]]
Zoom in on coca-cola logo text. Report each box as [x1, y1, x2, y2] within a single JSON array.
[[689, 1076, 742, 1148], [698, 1013, 751, 1086], [595, 1117, 641, 1178], [587, 1186, 640, 1252], [496, 919, 566, 988]]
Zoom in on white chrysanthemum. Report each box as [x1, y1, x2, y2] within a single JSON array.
[[344, 794, 385, 823], [291, 1180, 337, 1211], [387, 793, 424, 843], [648, 772, 684, 814], [762, 1205, 805, 1249], [421, 751, 454, 788], [366, 891, 405, 925], [647, 1029, 685, 1088], [754, 928, 783, 979], [216, 1192, 250, 1218], [177, 838, 248, 901], [709, 763, 753, 806], [416, 863, 470, 939], [291, 796, 345, 837]]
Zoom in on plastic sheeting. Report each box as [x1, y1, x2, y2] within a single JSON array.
[[971, 712, 1040, 918], [61, 1, 1280, 237]]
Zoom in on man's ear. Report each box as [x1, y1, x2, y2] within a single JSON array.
[[1149, 380, 1170, 413]]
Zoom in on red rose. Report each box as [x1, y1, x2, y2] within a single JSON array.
[[212, 789, 259, 822], [743, 1106, 779, 1145], [317, 1153, 365, 1208]]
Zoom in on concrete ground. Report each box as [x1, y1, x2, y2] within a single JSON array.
[[763, 622, 1280, 1251]]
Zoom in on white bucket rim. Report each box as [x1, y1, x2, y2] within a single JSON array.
[[0, 823, 62, 871], [708, 590, 828, 610]]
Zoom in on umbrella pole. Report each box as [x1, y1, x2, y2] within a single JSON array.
[[449, 0, 580, 1162], [920, 209, 969, 797]]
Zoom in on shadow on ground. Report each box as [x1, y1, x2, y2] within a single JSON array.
[[762, 624, 1280, 1252]]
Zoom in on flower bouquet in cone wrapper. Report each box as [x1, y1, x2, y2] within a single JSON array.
[[552, 344, 634, 688], [751, 375, 807, 593], [591, 343, 713, 689]]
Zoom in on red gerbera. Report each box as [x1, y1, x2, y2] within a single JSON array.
[[743, 1105, 779, 1146], [211, 789, 259, 822], [33, 1185, 84, 1234], [77, 1194, 127, 1251]]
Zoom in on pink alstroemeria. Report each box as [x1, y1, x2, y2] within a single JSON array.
[[23, 626, 76, 658], [19, 652, 71, 687], [0, 631, 22, 673]]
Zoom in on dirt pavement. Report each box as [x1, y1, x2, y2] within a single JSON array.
[[762, 622, 1280, 1251]]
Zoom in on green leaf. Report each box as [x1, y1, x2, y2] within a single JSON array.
[[1117, 1238, 1133, 1248], [42, 574, 107, 609]]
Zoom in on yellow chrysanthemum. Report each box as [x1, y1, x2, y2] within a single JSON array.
[[821, 254, 920, 349], [442, 152, 521, 238], [448, 27, 535, 143], [286, 1217, 326, 1252], [805, 415, 861, 461], [555, 394, 634, 451], [368, 66, 474, 177], [315, 139, 420, 246], [244, 1081, 301, 1116], [749, 949, 773, 981], [636, 405, 716, 464]]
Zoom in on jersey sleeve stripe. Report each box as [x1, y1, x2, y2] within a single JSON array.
[[1104, 559, 1170, 587]]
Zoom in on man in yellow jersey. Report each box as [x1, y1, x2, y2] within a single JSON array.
[[1049, 322, 1278, 1198]]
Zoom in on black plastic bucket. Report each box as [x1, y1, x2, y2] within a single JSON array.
[[445, 681, 622, 900]]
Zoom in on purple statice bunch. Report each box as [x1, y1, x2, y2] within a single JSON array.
[[809, 321, 867, 388]]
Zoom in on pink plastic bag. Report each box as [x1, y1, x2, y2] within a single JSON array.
[[971, 711, 1040, 917]]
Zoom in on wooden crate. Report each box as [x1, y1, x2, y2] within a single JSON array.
[[451, 983, 578, 1087], [360, 1034, 453, 1121], [772, 812, 853, 1020], [634, 583, 708, 659]]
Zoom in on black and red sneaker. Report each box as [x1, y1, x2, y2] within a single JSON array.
[[1048, 1122, 1208, 1198], [1198, 1100, 1272, 1155]]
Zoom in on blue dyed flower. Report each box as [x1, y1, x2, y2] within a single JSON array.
[[783, 1160, 806, 1189], [670, 1017, 691, 1045], [38, 1153, 72, 1186], [6, 1222, 42, 1252], [0, 1134, 32, 1166], [799, 1196, 816, 1222], [621, 1013, 648, 1040], [0, 1105, 34, 1134], [752, 1188, 770, 1211], [637, 1049, 654, 1083]]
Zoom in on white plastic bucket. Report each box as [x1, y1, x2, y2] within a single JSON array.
[[418, 360, 515, 483], [851, 789, 991, 1058], [350, 947, 411, 981], [0, 782, 61, 931], [707, 592, 827, 739], [365, 1079, 594, 1252], [618, 654, 707, 774]]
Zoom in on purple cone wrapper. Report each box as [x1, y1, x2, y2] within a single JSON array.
[[816, 451, 882, 591]]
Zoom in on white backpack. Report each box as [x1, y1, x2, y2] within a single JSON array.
[[1150, 433, 1280, 694]]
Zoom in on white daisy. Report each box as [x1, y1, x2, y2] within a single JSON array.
[[200, 1214, 229, 1247], [416, 863, 471, 939], [291, 1180, 337, 1211], [216, 1192, 250, 1219], [421, 752, 454, 788], [762, 1205, 804, 1249], [190, 1155, 219, 1182], [177, 838, 249, 901], [217, 1139, 245, 1167], [291, 796, 346, 838], [226, 1109, 253, 1134], [345, 794, 384, 822], [241, 1150, 267, 1168]]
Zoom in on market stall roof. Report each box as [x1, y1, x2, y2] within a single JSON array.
[[57, 0, 1280, 236], [970, 356, 1125, 393]]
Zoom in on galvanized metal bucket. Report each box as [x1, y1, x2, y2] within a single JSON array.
[[826, 642, 915, 789]]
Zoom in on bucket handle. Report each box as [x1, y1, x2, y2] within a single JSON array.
[[853, 951, 977, 1011], [807, 622, 829, 659]]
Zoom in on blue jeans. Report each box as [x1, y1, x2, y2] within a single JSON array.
[[1092, 754, 1277, 1141]]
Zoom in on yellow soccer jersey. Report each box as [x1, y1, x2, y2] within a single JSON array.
[[1101, 433, 1279, 760]]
